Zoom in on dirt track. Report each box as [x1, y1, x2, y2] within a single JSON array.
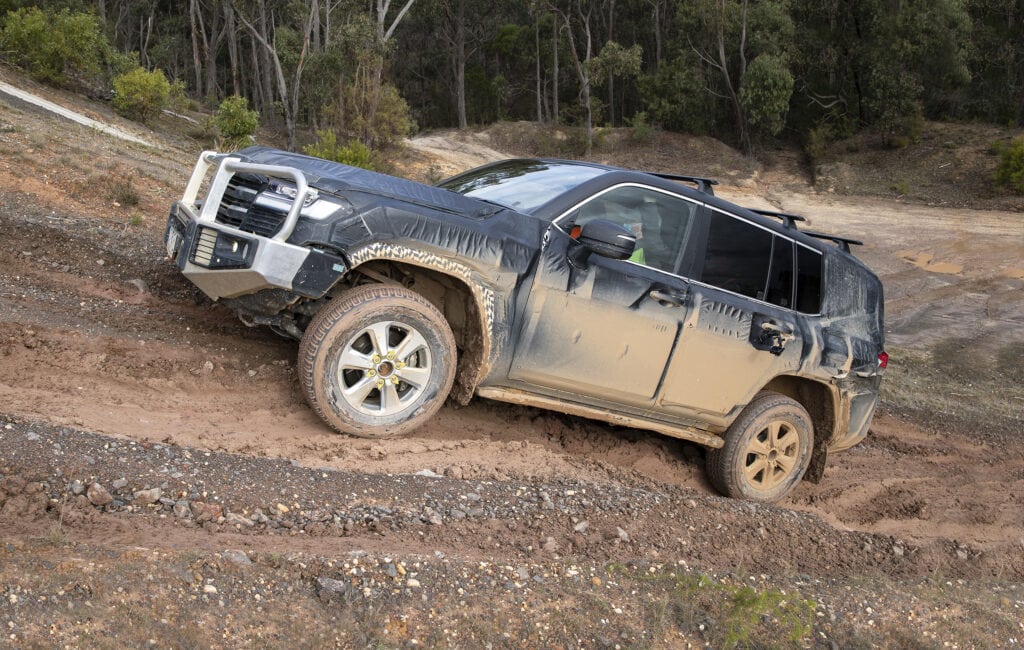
[[2, 198, 1021, 558], [1, 78, 1023, 646]]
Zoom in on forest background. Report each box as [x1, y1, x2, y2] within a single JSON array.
[[1, 0, 1022, 166]]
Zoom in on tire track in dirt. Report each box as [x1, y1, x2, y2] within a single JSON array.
[[2, 203, 1022, 565]]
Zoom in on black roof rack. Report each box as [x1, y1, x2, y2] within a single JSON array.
[[748, 208, 806, 229], [647, 172, 719, 196], [802, 230, 863, 253]]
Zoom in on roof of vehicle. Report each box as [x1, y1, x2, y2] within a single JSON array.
[[513, 158, 865, 260]]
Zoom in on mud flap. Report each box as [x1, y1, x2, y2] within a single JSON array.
[[804, 443, 828, 484]]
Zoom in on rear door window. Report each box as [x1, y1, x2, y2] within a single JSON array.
[[765, 237, 795, 308], [700, 211, 773, 300], [697, 210, 817, 312]]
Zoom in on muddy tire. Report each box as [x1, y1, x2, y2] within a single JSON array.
[[706, 392, 813, 503], [298, 284, 457, 438]]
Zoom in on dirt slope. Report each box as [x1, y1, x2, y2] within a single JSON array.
[[1, 71, 1022, 647]]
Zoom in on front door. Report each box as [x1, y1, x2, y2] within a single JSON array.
[[509, 184, 701, 407]]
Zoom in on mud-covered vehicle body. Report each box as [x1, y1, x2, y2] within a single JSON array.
[[164, 147, 886, 502]]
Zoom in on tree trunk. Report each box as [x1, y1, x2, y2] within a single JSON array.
[[561, 3, 593, 157], [234, 0, 315, 151], [607, 0, 615, 126], [138, 12, 154, 68], [189, 0, 203, 93], [204, 5, 223, 99], [651, 0, 661, 67], [311, 0, 321, 52], [455, 0, 467, 128], [535, 12, 543, 123], [716, 0, 750, 154], [249, 37, 263, 111], [224, 1, 240, 95], [551, 12, 559, 124], [257, 1, 275, 118]]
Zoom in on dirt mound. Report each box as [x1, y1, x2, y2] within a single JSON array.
[[815, 120, 1024, 211]]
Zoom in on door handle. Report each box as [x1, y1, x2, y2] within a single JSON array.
[[649, 289, 688, 307], [759, 320, 794, 355]]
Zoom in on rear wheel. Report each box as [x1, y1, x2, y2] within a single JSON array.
[[298, 284, 457, 438], [706, 392, 813, 503]]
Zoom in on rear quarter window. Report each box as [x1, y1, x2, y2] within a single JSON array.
[[796, 245, 823, 314]]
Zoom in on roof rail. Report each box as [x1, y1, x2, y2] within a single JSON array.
[[748, 208, 806, 229], [802, 230, 863, 253], [647, 172, 719, 196]]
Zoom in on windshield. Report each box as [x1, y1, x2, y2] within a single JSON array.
[[438, 160, 608, 214]]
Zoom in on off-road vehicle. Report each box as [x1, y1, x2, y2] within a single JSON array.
[[164, 147, 887, 502]]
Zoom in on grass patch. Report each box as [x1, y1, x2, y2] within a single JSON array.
[[614, 565, 816, 648], [104, 177, 139, 207], [890, 180, 910, 195]]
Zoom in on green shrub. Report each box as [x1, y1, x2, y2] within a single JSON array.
[[626, 111, 656, 144], [341, 81, 411, 149], [111, 67, 170, 122], [214, 95, 259, 148], [739, 53, 795, 138], [994, 137, 1024, 194], [0, 7, 106, 87], [804, 123, 834, 164], [167, 79, 193, 112], [303, 130, 374, 170]]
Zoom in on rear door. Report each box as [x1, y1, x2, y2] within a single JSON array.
[[658, 208, 815, 420]]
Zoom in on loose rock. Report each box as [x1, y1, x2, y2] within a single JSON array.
[[86, 482, 112, 506], [133, 488, 162, 505]]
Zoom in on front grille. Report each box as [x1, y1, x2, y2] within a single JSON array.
[[215, 173, 287, 237]]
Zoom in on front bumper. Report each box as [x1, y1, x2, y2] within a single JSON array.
[[164, 151, 346, 301]]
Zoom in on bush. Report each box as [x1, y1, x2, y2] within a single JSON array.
[[303, 130, 374, 170], [994, 137, 1024, 194], [0, 8, 106, 87], [111, 67, 170, 122], [637, 58, 715, 135], [625, 111, 656, 144], [804, 122, 838, 164], [341, 81, 412, 149], [214, 95, 259, 148], [739, 54, 795, 138], [167, 79, 193, 112]]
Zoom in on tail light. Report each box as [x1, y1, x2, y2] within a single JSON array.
[[877, 351, 889, 369]]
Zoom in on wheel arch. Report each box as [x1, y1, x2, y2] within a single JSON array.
[[342, 248, 495, 405], [761, 375, 838, 483]]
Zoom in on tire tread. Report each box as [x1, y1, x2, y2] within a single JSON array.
[[297, 284, 456, 438]]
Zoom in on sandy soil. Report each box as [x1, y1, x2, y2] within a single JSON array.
[[0, 72, 1022, 646]]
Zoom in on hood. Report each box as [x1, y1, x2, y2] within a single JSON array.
[[234, 146, 501, 219]]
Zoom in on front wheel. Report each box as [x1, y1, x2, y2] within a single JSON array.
[[298, 284, 457, 438], [705, 392, 813, 503]]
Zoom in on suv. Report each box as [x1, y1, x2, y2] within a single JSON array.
[[164, 147, 887, 502]]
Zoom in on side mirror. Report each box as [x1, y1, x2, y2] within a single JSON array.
[[577, 219, 636, 260]]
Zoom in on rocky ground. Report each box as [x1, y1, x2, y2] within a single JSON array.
[[0, 67, 1022, 648]]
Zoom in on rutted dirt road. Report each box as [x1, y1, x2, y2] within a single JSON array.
[[0, 76, 1022, 646], [1, 197, 1021, 557]]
